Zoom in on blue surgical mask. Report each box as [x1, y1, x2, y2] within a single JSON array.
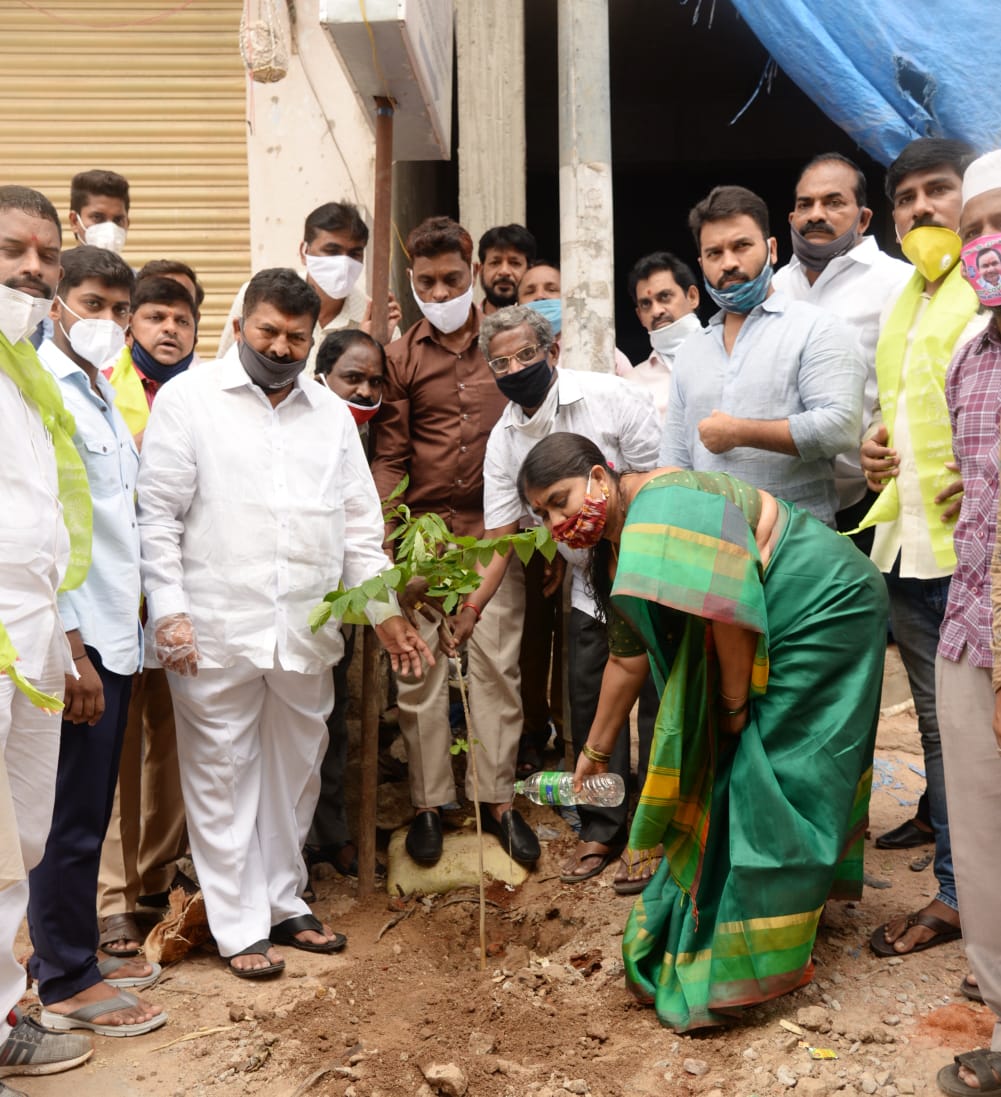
[[703, 260, 774, 315], [525, 297, 562, 336]]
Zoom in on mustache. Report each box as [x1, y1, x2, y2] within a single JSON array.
[[265, 353, 294, 365], [717, 270, 749, 289], [802, 219, 836, 236], [910, 213, 943, 230], [5, 275, 51, 297]]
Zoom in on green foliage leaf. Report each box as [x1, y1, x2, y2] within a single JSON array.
[[385, 475, 409, 503], [512, 536, 535, 566], [308, 601, 332, 633], [442, 591, 459, 614], [361, 576, 386, 599]]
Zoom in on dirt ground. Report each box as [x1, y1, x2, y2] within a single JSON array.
[[13, 648, 992, 1097]]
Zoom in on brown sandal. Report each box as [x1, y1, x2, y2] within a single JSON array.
[[613, 845, 664, 895], [98, 912, 144, 957]]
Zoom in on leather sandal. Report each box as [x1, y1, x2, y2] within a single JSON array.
[[938, 1049, 1001, 1096], [559, 841, 616, 884], [869, 909, 961, 957], [270, 913, 346, 954], [223, 939, 285, 979], [98, 913, 143, 957]]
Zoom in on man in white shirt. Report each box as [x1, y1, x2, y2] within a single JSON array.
[[0, 186, 93, 1086], [452, 305, 662, 890], [860, 138, 983, 960], [773, 153, 911, 542], [138, 268, 430, 979], [32, 245, 165, 1038], [217, 202, 400, 368], [625, 252, 702, 424], [661, 185, 865, 528]]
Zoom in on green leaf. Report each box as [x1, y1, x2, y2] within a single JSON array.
[[539, 538, 558, 562], [381, 567, 402, 590], [512, 536, 535, 566], [385, 474, 409, 503], [308, 601, 333, 633], [442, 592, 458, 614], [361, 576, 385, 599]]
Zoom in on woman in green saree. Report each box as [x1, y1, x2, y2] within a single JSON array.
[[518, 432, 887, 1032]]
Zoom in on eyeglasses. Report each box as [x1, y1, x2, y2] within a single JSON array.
[[487, 342, 545, 376]]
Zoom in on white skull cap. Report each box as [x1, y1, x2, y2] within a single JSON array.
[[962, 150, 1001, 207]]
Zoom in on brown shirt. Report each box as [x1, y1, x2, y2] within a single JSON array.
[[370, 311, 508, 539]]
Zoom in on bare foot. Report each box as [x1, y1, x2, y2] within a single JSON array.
[[45, 981, 162, 1026], [230, 945, 282, 973], [881, 899, 960, 954]]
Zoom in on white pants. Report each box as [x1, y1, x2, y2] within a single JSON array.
[[0, 643, 63, 1042], [167, 659, 334, 958]]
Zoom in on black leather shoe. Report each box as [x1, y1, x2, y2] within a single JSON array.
[[875, 817, 935, 850], [480, 805, 541, 866], [406, 810, 443, 865]]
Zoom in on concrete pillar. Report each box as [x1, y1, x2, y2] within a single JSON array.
[[455, 0, 526, 257], [557, 0, 614, 372]]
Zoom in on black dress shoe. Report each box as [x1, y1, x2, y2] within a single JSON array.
[[480, 805, 541, 866], [405, 810, 443, 865], [875, 817, 935, 850]]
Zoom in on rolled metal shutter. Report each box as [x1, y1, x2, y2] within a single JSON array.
[[0, 0, 250, 352]]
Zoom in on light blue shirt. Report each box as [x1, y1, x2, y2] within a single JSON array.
[[40, 339, 143, 675], [660, 292, 864, 526]]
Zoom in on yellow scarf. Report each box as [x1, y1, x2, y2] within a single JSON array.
[[853, 265, 979, 568], [105, 345, 150, 438], [0, 622, 62, 712], [0, 333, 93, 711]]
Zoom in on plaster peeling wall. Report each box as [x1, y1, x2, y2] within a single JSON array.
[[244, 6, 377, 276]]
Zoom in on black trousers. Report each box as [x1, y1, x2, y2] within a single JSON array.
[[28, 646, 132, 1004]]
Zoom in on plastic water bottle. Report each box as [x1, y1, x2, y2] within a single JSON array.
[[514, 771, 625, 807]]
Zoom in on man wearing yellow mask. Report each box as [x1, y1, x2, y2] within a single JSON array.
[[862, 138, 986, 961]]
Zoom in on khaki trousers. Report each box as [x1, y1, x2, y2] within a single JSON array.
[[97, 667, 187, 916], [398, 560, 524, 807], [936, 654, 1001, 1049]]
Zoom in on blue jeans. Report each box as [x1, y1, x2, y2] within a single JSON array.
[[883, 559, 955, 911]]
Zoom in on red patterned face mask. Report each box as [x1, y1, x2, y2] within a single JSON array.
[[551, 473, 608, 549]]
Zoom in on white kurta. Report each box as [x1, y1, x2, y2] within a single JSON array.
[[137, 348, 396, 954]]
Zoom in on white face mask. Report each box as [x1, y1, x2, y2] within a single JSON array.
[[83, 221, 128, 255], [0, 283, 53, 345], [649, 311, 701, 359], [305, 253, 364, 300], [410, 271, 474, 334], [58, 297, 127, 367]]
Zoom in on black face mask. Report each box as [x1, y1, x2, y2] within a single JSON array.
[[237, 336, 307, 392], [494, 357, 554, 408]]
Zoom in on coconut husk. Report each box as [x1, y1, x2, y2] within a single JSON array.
[[143, 886, 211, 964]]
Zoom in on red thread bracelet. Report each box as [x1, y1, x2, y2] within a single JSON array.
[[461, 602, 482, 620]]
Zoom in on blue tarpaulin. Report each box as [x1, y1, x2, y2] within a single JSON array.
[[727, 1, 1001, 165]]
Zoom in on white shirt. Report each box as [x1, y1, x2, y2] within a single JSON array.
[[483, 367, 661, 616], [137, 347, 397, 673], [623, 349, 673, 425], [39, 340, 142, 675], [773, 237, 912, 508], [0, 361, 69, 679]]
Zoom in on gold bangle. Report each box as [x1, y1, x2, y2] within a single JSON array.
[[582, 743, 611, 764]]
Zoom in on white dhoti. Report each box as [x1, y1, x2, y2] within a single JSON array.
[[166, 659, 334, 958]]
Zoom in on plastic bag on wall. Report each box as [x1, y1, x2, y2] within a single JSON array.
[[239, 0, 290, 83]]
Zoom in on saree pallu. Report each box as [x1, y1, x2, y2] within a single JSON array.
[[614, 482, 886, 1032]]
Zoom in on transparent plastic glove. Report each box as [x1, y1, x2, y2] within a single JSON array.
[[153, 613, 200, 676]]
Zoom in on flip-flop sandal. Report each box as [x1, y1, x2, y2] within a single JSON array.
[[869, 910, 962, 957], [612, 846, 664, 895], [223, 938, 286, 979], [97, 956, 162, 990], [98, 913, 143, 958], [270, 914, 346, 954], [960, 976, 985, 1004], [937, 1049, 1001, 1096], [559, 847, 614, 884], [40, 990, 168, 1038]]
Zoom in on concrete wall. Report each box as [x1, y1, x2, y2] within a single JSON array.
[[244, 5, 377, 274]]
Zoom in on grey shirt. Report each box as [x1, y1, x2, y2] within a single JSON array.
[[659, 292, 865, 526]]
